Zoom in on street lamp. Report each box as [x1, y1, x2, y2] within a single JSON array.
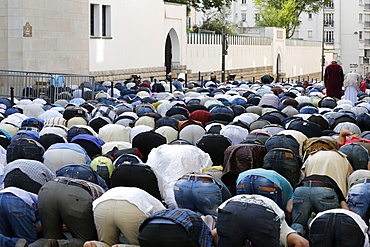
[[321, 1, 326, 81], [221, 3, 227, 83]]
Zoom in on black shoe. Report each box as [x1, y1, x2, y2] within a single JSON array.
[[43, 239, 58, 247], [15, 239, 28, 247]]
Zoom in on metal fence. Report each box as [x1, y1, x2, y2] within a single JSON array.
[[0, 70, 96, 103]]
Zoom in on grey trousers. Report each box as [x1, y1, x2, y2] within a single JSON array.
[[33, 180, 97, 247]]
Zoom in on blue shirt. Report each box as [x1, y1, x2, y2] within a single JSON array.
[[139, 208, 213, 247], [237, 168, 293, 204]]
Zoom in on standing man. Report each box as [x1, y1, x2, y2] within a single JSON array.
[[343, 71, 361, 105], [324, 60, 344, 99]]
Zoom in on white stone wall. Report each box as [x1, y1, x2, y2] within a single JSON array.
[[89, 1, 187, 72], [0, 0, 89, 74], [285, 39, 322, 79]]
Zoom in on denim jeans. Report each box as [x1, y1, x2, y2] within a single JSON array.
[[174, 175, 231, 216], [347, 182, 370, 219], [309, 212, 365, 247], [217, 201, 280, 247], [236, 175, 285, 211], [291, 186, 339, 236], [0, 193, 38, 247], [262, 148, 300, 188]]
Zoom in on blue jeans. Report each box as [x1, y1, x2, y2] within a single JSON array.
[[0, 193, 37, 247], [309, 212, 365, 247], [292, 186, 339, 236], [236, 175, 285, 211], [347, 182, 370, 219], [174, 175, 231, 216]]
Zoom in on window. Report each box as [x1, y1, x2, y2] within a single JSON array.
[[242, 13, 247, 22], [359, 31, 363, 39], [90, 4, 111, 37], [90, 4, 99, 36], [308, 13, 313, 19], [325, 31, 334, 43], [308, 30, 313, 38], [359, 13, 363, 22], [365, 49, 370, 58], [324, 13, 334, 27], [102, 5, 111, 37], [325, 1, 334, 9], [241, 0, 246, 4], [255, 13, 260, 22]]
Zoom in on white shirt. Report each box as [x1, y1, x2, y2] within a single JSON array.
[[219, 194, 295, 247], [146, 144, 213, 208], [310, 208, 370, 247], [92, 187, 165, 217]]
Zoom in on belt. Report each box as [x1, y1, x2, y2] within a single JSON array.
[[302, 180, 333, 189], [54, 178, 91, 195], [180, 174, 214, 183]]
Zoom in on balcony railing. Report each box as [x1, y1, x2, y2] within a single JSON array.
[[325, 39, 334, 44], [324, 21, 334, 27]]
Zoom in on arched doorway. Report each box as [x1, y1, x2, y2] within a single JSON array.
[[164, 28, 180, 78], [276, 54, 282, 82]]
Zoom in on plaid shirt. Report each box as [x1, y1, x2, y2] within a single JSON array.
[[139, 208, 212, 247], [54, 177, 105, 200], [91, 105, 117, 123], [5, 159, 55, 185]]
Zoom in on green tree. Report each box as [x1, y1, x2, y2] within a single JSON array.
[[193, 10, 238, 35], [164, 0, 234, 12], [255, 0, 331, 38]]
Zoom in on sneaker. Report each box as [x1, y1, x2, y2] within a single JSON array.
[[43, 239, 58, 247], [15, 239, 28, 247]]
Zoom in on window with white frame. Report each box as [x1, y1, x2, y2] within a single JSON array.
[[325, 31, 334, 43], [360, 13, 363, 22], [308, 13, 313, 19], [90, 4, 111, 37], [308, 30, 313, 38], [242, 13, 247, 22], [324, 13, 334, 26], [255, 13, 260, 22], [241, 0, 246, 4]]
